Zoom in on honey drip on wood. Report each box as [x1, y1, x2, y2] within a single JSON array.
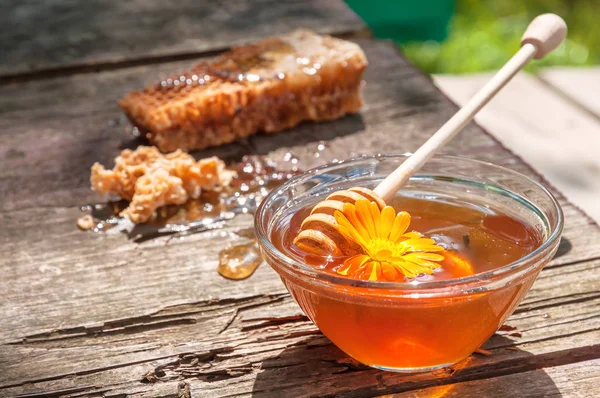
[[218, 241, 262, 280]]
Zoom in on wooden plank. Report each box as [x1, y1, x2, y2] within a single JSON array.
[[391, 359, 600, 398], [539, 67, 600, 119], [434, 72, 600, 224], [0, 0, 365, 78], [1, 41, 600, 396]]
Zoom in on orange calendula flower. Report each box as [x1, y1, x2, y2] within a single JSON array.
[[334, 199, 445, 281]]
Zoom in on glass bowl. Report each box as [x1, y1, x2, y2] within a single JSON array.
[[255, 154, 563, 372]]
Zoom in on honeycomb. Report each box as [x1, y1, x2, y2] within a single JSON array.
[[120, 30, 367, 152], [91, 146, 235, 223]]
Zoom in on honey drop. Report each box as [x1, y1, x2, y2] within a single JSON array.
[[218, 241, 262, 280]]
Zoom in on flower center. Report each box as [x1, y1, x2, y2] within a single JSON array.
[[365, 238, 405, 261]]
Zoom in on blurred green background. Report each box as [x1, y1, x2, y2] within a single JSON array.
[[345, 0, 598, 74]]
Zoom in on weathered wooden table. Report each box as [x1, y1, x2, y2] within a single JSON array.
[[2, 2, 599, 397]]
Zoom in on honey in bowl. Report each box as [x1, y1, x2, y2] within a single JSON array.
[[272, 193, 541, 369], [255, 155, 563, 372], [275, 195, 542, 284]]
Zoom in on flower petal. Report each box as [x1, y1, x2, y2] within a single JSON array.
[[407, 252, 445, 262], [342, 203, 370, 242], [414, 244, 446, 253], [380, 206, 395, 239], [380, 262, 401, 281], [402, 253, 443, 270], [389, 258, 423, 279], [399, 238, 444, 253], [389, 211, 411, 242], [337, 263, 351, 276], [356, 199, 377, 239], [405, 258, 440, 270], [410, 238, 436, 246], [334, 210, 368, 249], [403, 231, 422, 239], [370, 201, 382, 238], [357, 262, 373, 279], [368, 261, 380, 281], [337, 254, 370, 276]]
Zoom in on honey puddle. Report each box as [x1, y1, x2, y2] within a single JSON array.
[[79, 144, 335, 279]]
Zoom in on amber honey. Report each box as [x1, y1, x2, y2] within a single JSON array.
[[270, 193, 544, 370]]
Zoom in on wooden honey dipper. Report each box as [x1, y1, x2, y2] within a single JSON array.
[[294, 14, 567, 256]]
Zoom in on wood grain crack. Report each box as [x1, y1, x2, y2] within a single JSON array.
[[240, 314, 310, 332], [9, 293, 289, 345], [515, 292, 600, 314], [141, 347, 276, 386]]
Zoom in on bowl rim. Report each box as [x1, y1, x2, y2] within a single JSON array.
[[254, 154, 564, 291]]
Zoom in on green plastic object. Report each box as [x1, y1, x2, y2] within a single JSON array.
[[345, 0, 454, 42]]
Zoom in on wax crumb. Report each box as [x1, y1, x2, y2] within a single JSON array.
[[77, 215, 96, 230]]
